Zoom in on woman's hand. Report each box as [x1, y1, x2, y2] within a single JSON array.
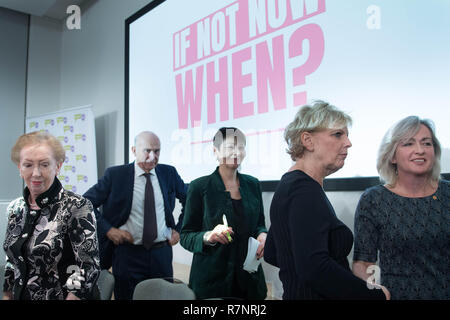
[[206, 224, 234, 245], [106, 227, 134, 245], [169, 229, 180, 246], [352, 260, 376, 281], [66, 292, 81, 300], [353, 261, 390, 300], [256, 232, 267, 259]]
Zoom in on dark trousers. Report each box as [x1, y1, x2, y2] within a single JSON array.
[[112, 242, 173, 300]]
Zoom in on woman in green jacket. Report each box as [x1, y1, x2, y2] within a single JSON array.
[[180, 127, 268, 300]]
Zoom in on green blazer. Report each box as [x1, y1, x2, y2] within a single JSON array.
[[180, 167, 267, 299]]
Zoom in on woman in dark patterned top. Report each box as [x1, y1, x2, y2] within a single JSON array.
[[264, 101, 389, 300], [2, 131, 100, 300], [353, 116, 449, 300]]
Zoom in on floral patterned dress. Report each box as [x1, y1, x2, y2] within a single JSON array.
[[3, 178, 100, 300]]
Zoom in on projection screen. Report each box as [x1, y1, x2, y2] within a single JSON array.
[[126, 0, 450, 187]]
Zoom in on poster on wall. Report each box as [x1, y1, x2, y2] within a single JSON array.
[[25, 105, 97, 196]]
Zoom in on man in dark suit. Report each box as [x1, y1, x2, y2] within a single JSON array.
[[84, 131, 187, 300]]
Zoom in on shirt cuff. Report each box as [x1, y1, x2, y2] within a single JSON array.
[[164, 227, 172, 241], [202, 231, 217, 246]]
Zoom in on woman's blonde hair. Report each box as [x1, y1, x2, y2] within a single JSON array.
[[11, 131, 66, 165], [377, 116, 441, 186], [284, 100, 352, 160]]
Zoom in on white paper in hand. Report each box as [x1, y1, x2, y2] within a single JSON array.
[[243, 237, 261, 273]]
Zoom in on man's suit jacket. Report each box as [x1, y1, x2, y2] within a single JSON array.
[[83, 162, 187, 269]]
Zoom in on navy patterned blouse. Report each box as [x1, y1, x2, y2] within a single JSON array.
[[353, 179, 450, 300]]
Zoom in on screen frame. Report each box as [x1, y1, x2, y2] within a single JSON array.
[[124, 0, 449, 192]]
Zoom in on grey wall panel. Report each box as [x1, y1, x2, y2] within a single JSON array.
[[0, 201, 9, 265], [0, 8, 28, 201]]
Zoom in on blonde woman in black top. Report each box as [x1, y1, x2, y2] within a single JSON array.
[[265, 101, 390, 300]]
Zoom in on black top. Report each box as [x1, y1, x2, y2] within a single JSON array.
[[231, 198, 250, 265], [265, 170, 385, 300], [353, 180, 450, 299]]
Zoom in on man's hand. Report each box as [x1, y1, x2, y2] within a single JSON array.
[[106, 227, 134, 245], [169, 229, 180, 246]]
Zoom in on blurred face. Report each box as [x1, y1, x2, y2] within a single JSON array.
[[132, 133, 160, 172], [392, 124, 435, 178], [215, 135, 246, 169], [311, 127, 352, 175], [18, 143, 62, 199]]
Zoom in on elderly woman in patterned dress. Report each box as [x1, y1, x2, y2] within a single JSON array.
[[352, 116, 449, 299], [2, 131, 100, 300]]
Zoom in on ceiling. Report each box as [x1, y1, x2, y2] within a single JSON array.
[[0, 0, 89, 20]]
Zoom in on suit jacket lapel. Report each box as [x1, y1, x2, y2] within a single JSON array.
[[124, 162, 135, 217], [155, 165, 168, 211], [211, 167, 226, 192], [210, 167, 235, 224]]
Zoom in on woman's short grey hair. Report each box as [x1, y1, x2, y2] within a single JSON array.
[[11, 131, 66, 165], [377, 116, 442, 186], [284, 100, 352, 160]]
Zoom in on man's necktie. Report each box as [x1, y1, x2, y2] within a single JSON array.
[[143, 173, 157, 249]]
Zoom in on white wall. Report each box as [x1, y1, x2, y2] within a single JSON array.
[[59, 0, 153, 176]]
